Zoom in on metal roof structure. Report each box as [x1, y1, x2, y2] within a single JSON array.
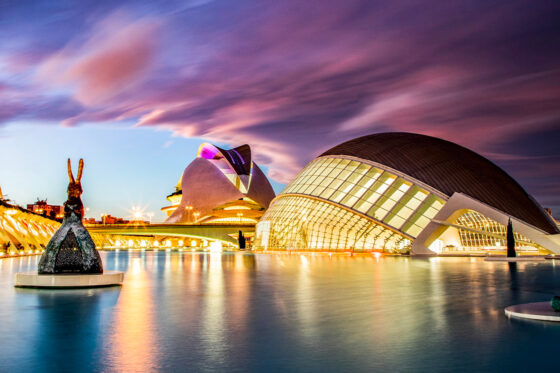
[[321, 132, 558, 234]]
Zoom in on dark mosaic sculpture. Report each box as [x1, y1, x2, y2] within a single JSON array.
[[38, 159, 103, 274]]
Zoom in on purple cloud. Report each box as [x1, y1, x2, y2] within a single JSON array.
[[1, 0, 560, 213]]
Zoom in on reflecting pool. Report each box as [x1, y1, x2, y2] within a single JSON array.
[[1, 252, 559, 372]]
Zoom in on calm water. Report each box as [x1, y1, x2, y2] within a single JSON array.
[[1, 252, 560, 372]]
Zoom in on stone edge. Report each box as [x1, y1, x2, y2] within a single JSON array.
[[504, 302, 560, 322], [14, 271, 124, 288]]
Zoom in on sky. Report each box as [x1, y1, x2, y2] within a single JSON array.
[[0, 0, 559, 221]]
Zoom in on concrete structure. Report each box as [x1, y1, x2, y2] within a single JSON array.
[[0, 199, 60, 255], [505, 302, 560, 322], [14, 271, 124, 288], [88, 223, 252, 248], [255, 133, 560, 255], [163, 143, 275, 225]]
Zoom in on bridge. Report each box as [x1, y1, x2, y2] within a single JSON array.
[[87, 223, 255, 248]]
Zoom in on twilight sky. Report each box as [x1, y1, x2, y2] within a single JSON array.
[[1, 0, 559, 221]]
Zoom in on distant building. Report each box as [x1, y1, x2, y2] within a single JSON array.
[[27, 199, 63, 221], [1, 198, 60, 252], [100, 215, 130, 225], [255, 132, 560, 255], [162, 143, 276, 225]]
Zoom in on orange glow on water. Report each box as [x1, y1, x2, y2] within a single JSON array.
[[109, 257, 158, 371]]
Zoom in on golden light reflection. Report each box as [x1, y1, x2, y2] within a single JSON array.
[[296, 253, 317, 343], [201, 253, 226, 362], [226, 254, 252, 341], [108, 257, 158, 371]]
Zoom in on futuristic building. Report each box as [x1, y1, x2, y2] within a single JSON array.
[[0, 199, 60, 254], [163, 143, 276, 225], [255, 133, 560, 255]]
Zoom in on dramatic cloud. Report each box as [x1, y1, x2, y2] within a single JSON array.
[[1, 0, 560, 212], [37, 12, 160, 105]]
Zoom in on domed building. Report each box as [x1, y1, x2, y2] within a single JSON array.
[[163, 143, 276, 225], [255, 133, 560, 255]]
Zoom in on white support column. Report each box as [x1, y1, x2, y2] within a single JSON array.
[[411, 192, 560, 255]]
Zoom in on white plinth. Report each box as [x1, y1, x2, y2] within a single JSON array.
[[14, 271, 124, 288], [484, 257, 546, 262], [505, 302, 560, 322]]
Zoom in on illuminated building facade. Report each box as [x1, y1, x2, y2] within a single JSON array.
[[163, 143, 276, 225], [0, 199, 60, 255], [255, 133, 560, 255]]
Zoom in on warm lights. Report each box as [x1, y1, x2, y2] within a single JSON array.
[[209, 241, 223, 252]]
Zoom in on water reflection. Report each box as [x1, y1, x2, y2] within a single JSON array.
[[108, 256, 158, 371], [1, 253, 560, 372], [33, 288, 120, 371], [200, 253, 226, 365]]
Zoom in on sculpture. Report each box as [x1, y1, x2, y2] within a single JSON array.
[[552, 296, 560, 312], [38, 159, 103, 274]]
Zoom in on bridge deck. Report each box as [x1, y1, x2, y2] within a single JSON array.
[[87, 224, 255, 244]]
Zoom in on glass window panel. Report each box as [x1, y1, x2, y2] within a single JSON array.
[[386, 214, 406, 228], [327, 167, 342, 177], [335, 159, 350, 169], [358, 176, 376, 189], [319, 187, 336, 199], [405, 224, 423, 237], [355, 201, 373, 213]]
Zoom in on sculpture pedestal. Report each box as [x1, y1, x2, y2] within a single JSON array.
[[505, 302, 560, 322], [14, 271, 124, 288], [484, 257, 545, 262]]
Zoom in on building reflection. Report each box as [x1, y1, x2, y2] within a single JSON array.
[[29, 287, 120, 371], [3, 251, 559, 371], [108, 256, 158, 371], [194, 252, 257, 364]]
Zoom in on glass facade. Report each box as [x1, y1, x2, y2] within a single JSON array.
[[256, 196, 411, 252], [256, 156, 445, 252], [454, 210, 542, 251]]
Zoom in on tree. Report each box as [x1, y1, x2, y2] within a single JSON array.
[[238, 230, 246, 250], [506, 218, 516, 258]]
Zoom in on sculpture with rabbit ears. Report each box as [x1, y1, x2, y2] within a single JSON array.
[[38, 158, 103, 274]]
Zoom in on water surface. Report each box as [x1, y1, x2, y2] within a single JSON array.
[[1, 252, 559, 372]]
